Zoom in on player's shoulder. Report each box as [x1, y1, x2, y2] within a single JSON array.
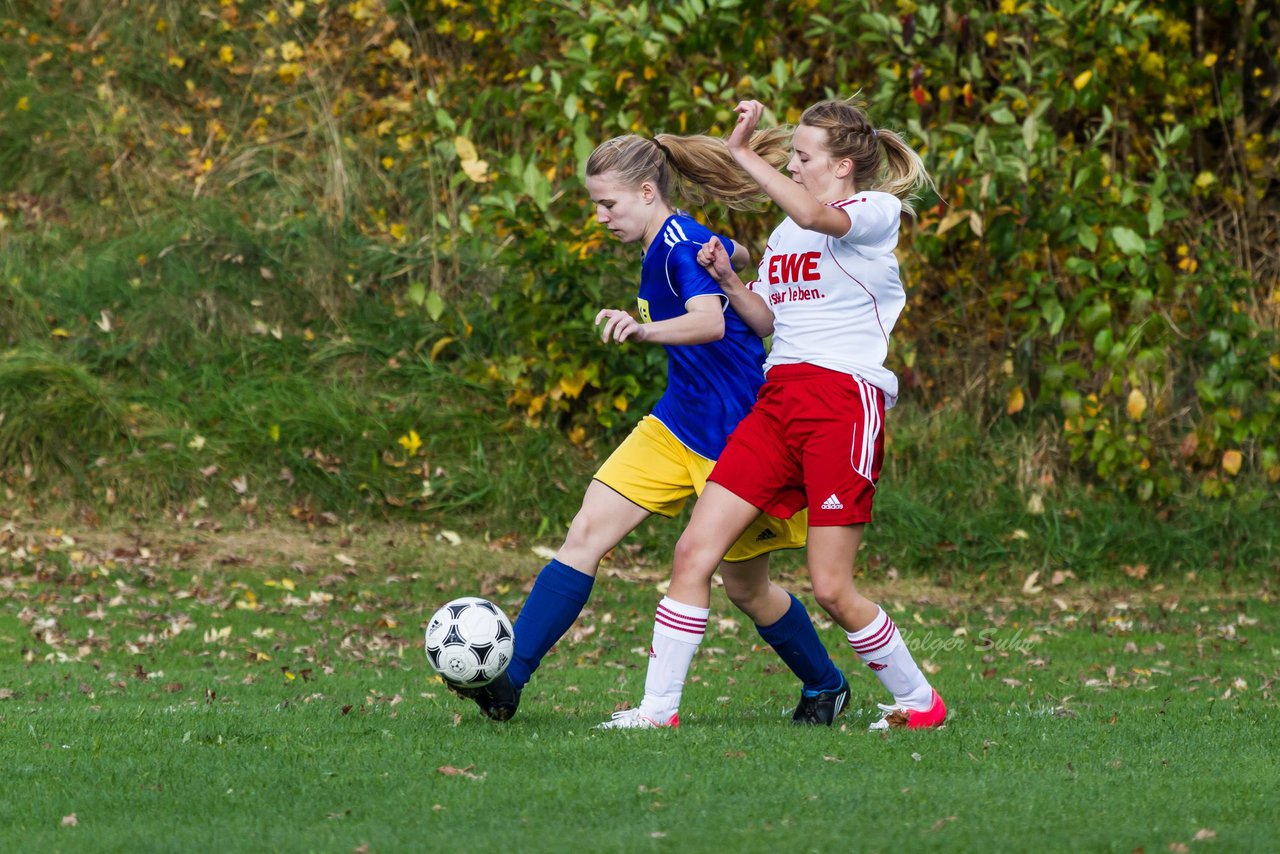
[[659, 212, 717, 249]]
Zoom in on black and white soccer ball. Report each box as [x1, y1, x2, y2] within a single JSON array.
[[424, 596, 514, 688]]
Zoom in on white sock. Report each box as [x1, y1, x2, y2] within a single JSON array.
[[639, 597, 708, 720], [847, 606, 934, 709]]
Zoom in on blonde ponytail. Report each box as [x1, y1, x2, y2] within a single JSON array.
[[654, 127, 792, 211], [872, 128, 936, 216], [585, 128, 790, 211], [800, 98, 936, 215]]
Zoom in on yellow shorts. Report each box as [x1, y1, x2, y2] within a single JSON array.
[[594, 415, 807, 562]]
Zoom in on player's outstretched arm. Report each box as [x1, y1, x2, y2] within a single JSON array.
[[726, 100, 851, 239]]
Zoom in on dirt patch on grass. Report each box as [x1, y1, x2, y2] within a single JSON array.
[[1, 510, 1263, 605]]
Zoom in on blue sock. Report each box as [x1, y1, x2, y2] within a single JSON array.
[[756, 594, 844, 695], [507, 559, 595, 689]]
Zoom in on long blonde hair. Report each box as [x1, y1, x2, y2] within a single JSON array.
[[800, 98, 936, 215], [584, 128, 791, 211]]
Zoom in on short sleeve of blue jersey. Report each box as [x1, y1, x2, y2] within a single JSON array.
[[667, 237, 733, 304]]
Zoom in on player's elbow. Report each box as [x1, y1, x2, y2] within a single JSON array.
[[705, 314, 726, 341], [790, 207, 825, 231]]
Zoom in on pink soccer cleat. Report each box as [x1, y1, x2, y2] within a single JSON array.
[[868, 689, 947, 731]]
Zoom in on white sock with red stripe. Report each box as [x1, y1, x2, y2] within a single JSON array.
[[638, 597, 708, 721], [846, 606, 934, 709]]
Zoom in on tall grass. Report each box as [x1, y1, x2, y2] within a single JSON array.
[[873, 404, 1278, 583], [0, 348, 131, 479]]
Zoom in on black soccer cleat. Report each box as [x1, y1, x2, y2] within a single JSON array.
[[791, 672, 851, 726], [449, 670, 521, 722]]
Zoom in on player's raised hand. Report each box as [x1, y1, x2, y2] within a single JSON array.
[[697, 239, 733, 285], [727, 100, 765, 152], [595, 308, 645, 344]]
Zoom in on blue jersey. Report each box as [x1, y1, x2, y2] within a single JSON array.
[[639, 214, 767, 460]]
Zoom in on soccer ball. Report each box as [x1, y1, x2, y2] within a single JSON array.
[[424, 596, 514, 688]]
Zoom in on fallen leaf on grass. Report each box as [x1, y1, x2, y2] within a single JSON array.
[[1221, 450, 1242, 476], [437, 765, 485, 780], [61, 814, 78, 827], [1193, 829, 1217, 841]]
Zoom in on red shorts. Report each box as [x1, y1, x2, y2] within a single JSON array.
[[708, 363, 886, 526]]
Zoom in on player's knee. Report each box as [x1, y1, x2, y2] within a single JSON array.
[[559, 508, 612, 562], [812, 575, 871, 623], [811, 578, 851, 615], [672, 533, 719, 582], [721, 573, 765, 612], [559, 514, 591, 551]]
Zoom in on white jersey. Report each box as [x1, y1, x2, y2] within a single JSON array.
[[749, 190, 906, 406]]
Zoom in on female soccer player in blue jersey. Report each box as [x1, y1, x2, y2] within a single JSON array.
[[451, 133, 849, 726]]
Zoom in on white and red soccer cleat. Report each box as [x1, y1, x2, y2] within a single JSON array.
[[868, 689, 947, 731], [596, 708, 680, 730]]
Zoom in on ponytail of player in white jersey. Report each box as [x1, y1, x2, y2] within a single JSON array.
[[797, 98, 937, 216]]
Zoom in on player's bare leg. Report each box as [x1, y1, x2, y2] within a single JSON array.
[[456, 482, 651, 721], [599, 485, 755, 729], [807, 525, 945, 730]]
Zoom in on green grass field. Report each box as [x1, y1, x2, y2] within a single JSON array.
[[2, 519, 1276, 852]]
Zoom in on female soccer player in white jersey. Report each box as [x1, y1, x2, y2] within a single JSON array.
[[451, 132, 851, 726], [600, 99, 946, 730]]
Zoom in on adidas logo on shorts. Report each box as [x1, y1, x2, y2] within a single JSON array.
[[821, 493, 844, 510], [755, 528, 777, 542]]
